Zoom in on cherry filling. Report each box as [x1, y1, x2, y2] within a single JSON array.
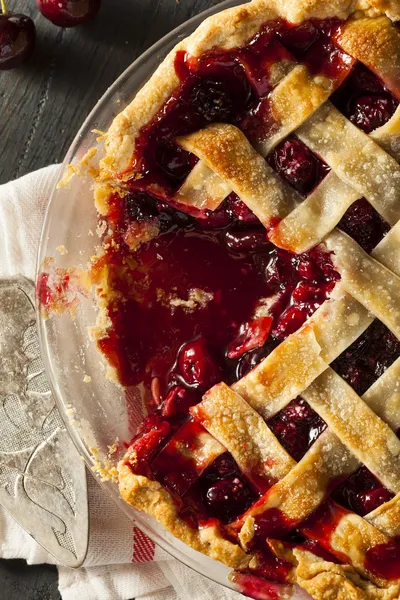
[[98, 195, 339, 393], [331, 63, 398, 134], [332, 320, 400, 396], [268, 398, 326, 461], [267, 136, 330, 196], [197, 453, 258, 522], [338, 198, 390, 253], [332, 465, 394, 516], [95, 16, 400, 585], [365, 537, 400, 581]]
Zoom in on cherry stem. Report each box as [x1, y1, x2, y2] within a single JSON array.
[[0, 0, 7, 15]]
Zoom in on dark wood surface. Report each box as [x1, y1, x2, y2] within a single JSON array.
[[0, 0, 223, 184], [1, 0, 222, 598]]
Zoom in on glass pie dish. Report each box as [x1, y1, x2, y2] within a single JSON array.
[[36, 0, 267, 595], [37, 0, 400, 596]]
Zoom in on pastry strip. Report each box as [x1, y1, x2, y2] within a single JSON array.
[[191, 383, 295, 490], [233, 286, 373, 417], [271, 107, 400, 253], [326, 230, 400, 339], [177, 123, 300, 225], [303, 369, 400, 494], [335, 16, 400, 99], [297, 102, 400, 226]]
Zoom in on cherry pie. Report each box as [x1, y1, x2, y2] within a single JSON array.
[[91, 0, 400, 597]]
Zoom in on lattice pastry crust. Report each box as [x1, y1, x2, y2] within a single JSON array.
[[90, 1, 400, 598]]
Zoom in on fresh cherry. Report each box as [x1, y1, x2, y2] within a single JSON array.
[[0, 4, 35, 70], [350, 94, 396, 133], [178, 338, 221, 390], [36, 0, 101, 27]]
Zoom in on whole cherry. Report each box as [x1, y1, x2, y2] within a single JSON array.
[[178, 338, 221, 391], [0, 0, 35, 70], [36, 0, 101, 27]]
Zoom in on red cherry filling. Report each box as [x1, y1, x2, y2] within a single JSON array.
[[226, 194, 262, 225], [227, 317, 272, 359], [332, 63, 398, 134], [365, 538, 400, 581], [268, 398, 326, 461], [338, 198, 390, 253], [190, 80, 235, 122], [161, 386, 197, 418], [350, 94, 397, 134], [332, 466, 394, 516], [224, 230, 270, 252], [268, 137, 330, 196], [199, 454, 257, 522], [332, 320, 400, 396], [177, 338, 222, 391], [125, 415, 171, 476]]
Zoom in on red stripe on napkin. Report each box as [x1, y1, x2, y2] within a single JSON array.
[[132, 526, 155, 562]]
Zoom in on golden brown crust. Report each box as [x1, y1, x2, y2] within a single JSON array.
[[97, 2, 400, 598], [118, 462, 252, 569], [177, 123, 299, 224], [293, 550, 400, 600], [100, 0, 400, 178]]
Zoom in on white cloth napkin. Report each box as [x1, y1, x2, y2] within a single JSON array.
[[0, 165, 244, 600]]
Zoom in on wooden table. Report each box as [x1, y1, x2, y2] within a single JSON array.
[[0, 0, 222, 597]]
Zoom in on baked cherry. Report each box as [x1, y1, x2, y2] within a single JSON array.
[[333, 466, 394, 516], [273, 305, 309, 339], [264, 249, 295, 288], [235, 343, 277, 380], [161, 386, 197, 417], [278, 22, 319, 57], [178, 338, 221, 390], [0, 6, 35, 70], [36, 0, 101, 27], [124, 191, 158, 222], [224, 230, 270, 252], [191, 80, 234, 122], [350, 94, 396, 133], [226, 194, 261, 225], [155, 143, 192, 182], [127, 415, 170, 475], [292, 282, 326, 306], [268, 398, 326, 461], [204, 477, 253, 521], [296, 254, 321, 282], [356, 488, 394, 515], [227, 317, 272, 359], [200, 454, 256, 521], [268, 138, 324, 195], [338, 198, 389, 253], [196, 203, 232, 229], [365, 538, 400, 581], [332, 320, 400, 396]]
